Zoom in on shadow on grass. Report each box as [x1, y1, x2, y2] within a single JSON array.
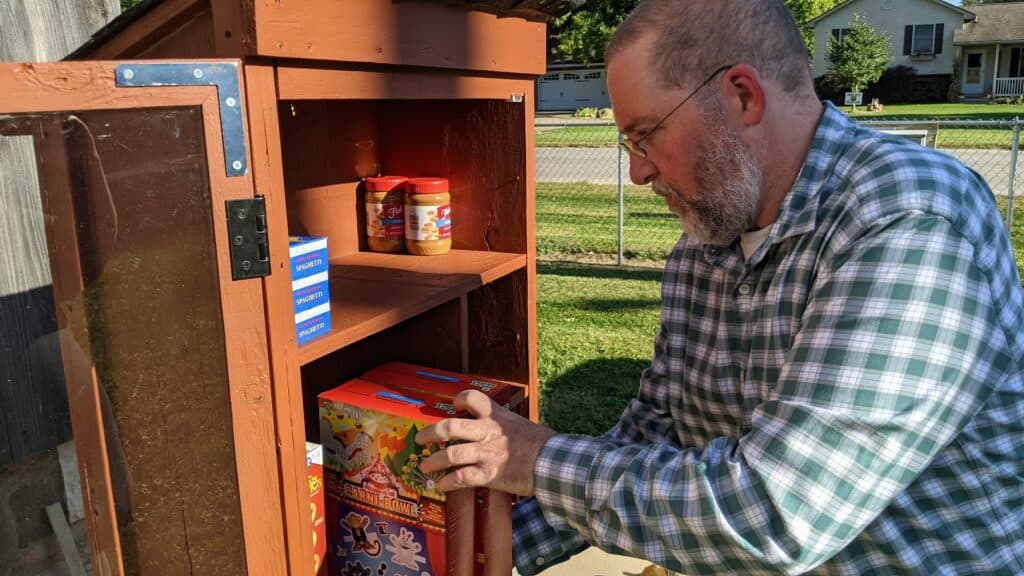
[[540, 357, 648, 436], [538, 261, 664, 282], [576, 297, 660, 312]]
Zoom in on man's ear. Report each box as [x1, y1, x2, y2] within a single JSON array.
[[720, 64, 766, 127]]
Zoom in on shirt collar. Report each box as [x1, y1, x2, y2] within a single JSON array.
[[741, 101, 856, 266]]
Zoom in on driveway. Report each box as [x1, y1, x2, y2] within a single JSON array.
[[536, 147, 1022, 196]]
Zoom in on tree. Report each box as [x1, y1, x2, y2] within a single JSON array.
[[550, 0, 842, 64], [825, 13, 892, 106]]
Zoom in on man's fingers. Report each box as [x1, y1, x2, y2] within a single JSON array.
[[415, 417, 487, 446], [454, 389, 495, 419], [435, 465, 489, 492], [419, 443, 478, 474]]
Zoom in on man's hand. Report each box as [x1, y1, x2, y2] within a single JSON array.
[[416, 389, 557, 497]]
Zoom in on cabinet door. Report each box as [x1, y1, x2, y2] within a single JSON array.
[[0, 61, 284, 575]]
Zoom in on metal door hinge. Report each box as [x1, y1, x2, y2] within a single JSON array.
[[227, 197, 271, 280]]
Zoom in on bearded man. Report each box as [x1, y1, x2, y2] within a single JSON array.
[[416, 1, 1024, 574]]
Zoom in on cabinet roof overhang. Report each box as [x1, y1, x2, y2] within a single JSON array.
[[67, 0, 583, 76]]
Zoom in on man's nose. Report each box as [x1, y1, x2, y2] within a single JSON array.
[[629, 154, 658, 186]]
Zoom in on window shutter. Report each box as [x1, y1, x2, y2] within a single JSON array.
[[904, 25, 913, 55], [1011, 47, 1021, 77], [832, 28, 840, 40], [934, 23, 944, 54]]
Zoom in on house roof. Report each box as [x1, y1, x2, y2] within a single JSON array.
[[953, 2, 1024, 45], [806, 0, 975, 27]]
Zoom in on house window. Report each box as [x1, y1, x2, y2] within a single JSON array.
[[563, 73, 580, 80], [1011, 47, 1022, 78], [830, 28, 851, 43], [584, 72, 601, 80], [912, 24, 935, 55], [903, 23, 943, 56]]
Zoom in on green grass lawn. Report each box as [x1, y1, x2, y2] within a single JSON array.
[[537, 262, 662, 435], [536, 103, 1024, 149], [537, 182, 681, 261], [537, 194, 1024, 437]]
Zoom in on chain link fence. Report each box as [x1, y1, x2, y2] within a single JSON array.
[[535, 117, 1023, 266]]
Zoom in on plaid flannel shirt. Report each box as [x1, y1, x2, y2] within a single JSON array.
[[513, 102, 1024, 575]]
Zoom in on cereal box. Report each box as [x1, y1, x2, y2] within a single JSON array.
[[307, 442, 327, 576], [319, 379, 474, 576], [360, 363, 526, 414], [359, 363, 523, 576]]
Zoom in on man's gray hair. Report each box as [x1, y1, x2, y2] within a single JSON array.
[[606, 0, 811, 94]]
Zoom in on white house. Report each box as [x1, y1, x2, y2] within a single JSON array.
[[953, 3, 1024, 98], [807, 0, 1024, 99], [537, 62, 610, 112]]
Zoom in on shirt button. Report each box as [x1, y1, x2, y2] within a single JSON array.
[[738, 283, 751, 295], [535, 556, 546, 566]]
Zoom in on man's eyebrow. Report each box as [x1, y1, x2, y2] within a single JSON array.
[[621, 115, 659, 136]]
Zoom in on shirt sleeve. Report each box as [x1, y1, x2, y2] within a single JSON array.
[[604, 321, 682, 447], [530, 213, 1013, 575]]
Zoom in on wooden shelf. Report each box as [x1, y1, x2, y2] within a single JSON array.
[[298, 249, 526, 365]]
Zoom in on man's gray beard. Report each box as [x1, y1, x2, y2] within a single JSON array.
[[653, 114, 763, 247]]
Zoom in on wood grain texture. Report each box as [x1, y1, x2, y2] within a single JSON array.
[[135, 4, 216, 59], [298, 250, 526, 365], [244, 61, 312, 576], [276, 65, 529, 101], [467, 270, 531, 412], [522, 82, 540, 422], [71, 0, 207, 60], [254, 0, 546, 74]]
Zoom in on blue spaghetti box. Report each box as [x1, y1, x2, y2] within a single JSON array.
[[289, 236, 329, 279], [290, 236, 331, 344]]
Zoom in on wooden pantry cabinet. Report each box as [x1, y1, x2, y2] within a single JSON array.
[[0, 0, 562, 573]]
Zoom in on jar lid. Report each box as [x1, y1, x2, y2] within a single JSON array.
[[365, 175, 407, 192], [406, 177, 449, 194]]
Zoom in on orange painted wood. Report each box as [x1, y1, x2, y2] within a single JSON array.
[[276, 65, 529, 101], [298, 250, 527, 365], [377, 100, 528, 254], [201, 65, 289, 576], [32, 117, 126, 576], [210, 0, 256, 57], [242, 61, 313, 576], [253, 0, 546, 74], [135, 4, 215, 59], [288, 182, 362, 258], [0, 60, 286, 574], [467, 270, 531, 389], [522, 81, 540, 422]]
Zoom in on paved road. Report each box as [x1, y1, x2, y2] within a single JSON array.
[[537, 147, 1022, 196]]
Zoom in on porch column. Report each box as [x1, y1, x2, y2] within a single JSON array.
[[994, 43, 1001, 95]]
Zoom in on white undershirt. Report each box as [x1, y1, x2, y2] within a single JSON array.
[[740, 226, 772, 261]]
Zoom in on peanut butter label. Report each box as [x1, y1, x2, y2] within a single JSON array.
[[406, 204, 451, 241], [366, 202, 405, 239]]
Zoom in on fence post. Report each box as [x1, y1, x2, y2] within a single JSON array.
[[617, 131, 625, 267], [1008, 118, 1020, 229]]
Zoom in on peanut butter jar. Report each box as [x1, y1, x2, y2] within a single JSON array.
[[405, 177, 452, 256], [364, 175, 407, 253]]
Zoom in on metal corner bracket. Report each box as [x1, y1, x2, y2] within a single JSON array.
[[115, 62, 248, 178]]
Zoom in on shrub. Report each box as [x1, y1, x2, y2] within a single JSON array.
[[573, 107, 599, 118]]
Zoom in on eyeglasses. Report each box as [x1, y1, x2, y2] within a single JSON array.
[[620, 65, 733, 159]]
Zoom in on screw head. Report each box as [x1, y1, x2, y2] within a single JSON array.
[[123, 68, 134, 80], [233, 235, 244, 246], [232, 160, 243, 171], [193, 68, 204, 79], [225, 97, 236, 107], [242, 260, 252, 271], [237, 208, 248, 219]]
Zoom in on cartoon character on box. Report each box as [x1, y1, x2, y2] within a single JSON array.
[[321, 394, 452, 576]]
